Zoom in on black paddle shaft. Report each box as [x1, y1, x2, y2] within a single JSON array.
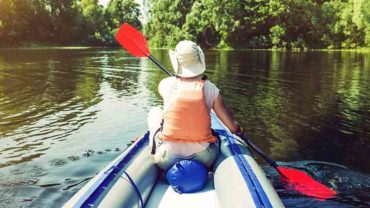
[[148, 52, 281, 172], [147, 47, 284, 176], [240, 134, 279, 169], [148, 55, 175, 77]]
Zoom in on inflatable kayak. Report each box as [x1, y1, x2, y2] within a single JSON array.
[[63, 113, 285, 208]]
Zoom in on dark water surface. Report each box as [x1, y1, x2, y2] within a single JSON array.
[[0, 48, 369, 207]]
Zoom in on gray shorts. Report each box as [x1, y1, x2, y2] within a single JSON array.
[[152, 136, 219, 171]]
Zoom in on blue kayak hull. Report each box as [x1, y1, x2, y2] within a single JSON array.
[[63, 113, 284, 208]]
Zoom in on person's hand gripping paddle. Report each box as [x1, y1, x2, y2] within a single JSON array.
[[115, 23, 337, 200]]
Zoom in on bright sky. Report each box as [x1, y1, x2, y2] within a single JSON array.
[[99, 0, 144, 8], [99, 0, 109, 7]]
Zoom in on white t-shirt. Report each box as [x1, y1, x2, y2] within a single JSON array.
[[158, 76, 219, 156]]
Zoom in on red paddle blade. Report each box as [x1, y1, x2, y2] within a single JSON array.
[[115, 23, 150, 57], [277, 166, 336, 199]]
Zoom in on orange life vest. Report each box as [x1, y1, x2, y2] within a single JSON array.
[[159, 79, 216, 143]]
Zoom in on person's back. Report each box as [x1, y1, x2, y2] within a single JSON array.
[[160, 77, 216, 142], [147, 40, 242, 170]]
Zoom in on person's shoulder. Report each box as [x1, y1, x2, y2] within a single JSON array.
[[159, 76, 177, 95], [160, 76, 177, 86], [203, 78, 219, 97], [204, 79, 218, 89]]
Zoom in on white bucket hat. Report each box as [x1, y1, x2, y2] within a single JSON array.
[[169, 40, 205, 77]]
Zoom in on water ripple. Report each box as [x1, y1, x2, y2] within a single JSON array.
[[0, 49, 369, 208]]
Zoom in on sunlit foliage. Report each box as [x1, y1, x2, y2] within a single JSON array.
[[0, 0, 368, 49], [0, 0, 141, 46]]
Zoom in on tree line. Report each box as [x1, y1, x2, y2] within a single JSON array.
[[0, 0, 369, 49], [0, 0, 141, 46]]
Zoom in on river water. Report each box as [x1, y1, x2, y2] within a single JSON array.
[[0, 48, 369, 207]]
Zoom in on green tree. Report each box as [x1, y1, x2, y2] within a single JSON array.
[[274, 0, 320, 49], [28, 0, 53, 44], [339, 0, 365, 48], [183, 0, 243, 48], [105, 0, 142, 45], [106, 0, 141, 29], [237, 0, 278, 48], [364, 0, 370, 46], [144, 0, 194, 47], [181, 1, 217, 47], [353, 0, 370, 46], [0, 0, 33, 46], [317, 1, 344, 48], [147, 0, 283, 49], [46, 0, 85, 44], [0, 0, 369, 49], [80, 0, 106, 44], [270, 25, 285, 48]]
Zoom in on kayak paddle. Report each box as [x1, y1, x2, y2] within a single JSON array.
[[238, 133, 337, 199], [115, 23, 337, 199], [115, 23, 175, 77]]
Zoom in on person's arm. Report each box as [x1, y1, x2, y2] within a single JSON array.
[[212, 94, 242, 134]]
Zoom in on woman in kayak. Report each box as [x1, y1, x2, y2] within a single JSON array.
[[148, 40, 242, 170]]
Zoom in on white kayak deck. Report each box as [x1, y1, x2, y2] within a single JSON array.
[[146, 175, 218, 208]]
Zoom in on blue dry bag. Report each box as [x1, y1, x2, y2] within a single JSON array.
[[166, 160, 208, 193]]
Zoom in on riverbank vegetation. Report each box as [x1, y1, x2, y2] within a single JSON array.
[[0, 0, 369, 49]]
